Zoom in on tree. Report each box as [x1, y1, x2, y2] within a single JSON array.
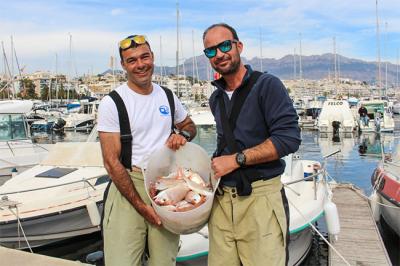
[[20, 78, 37, 99], [41, 85, 49, 101]]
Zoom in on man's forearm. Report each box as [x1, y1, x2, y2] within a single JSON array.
[[106, 161, 146, 211], [243, 139, 279, 166]]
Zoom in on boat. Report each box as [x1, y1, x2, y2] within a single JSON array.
[[317, 100, 357, 133], [177, 153, 339, 265], [189, 107, 215, 126], [0, 100, 52, 185], [358, 100, 394, 133], [370, 144, 400, 236], [298, 99, 323, 130], [63, 101, 97, 131], [0, 142, 108, 249]]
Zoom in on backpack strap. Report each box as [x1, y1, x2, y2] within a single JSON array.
[[161, 86, 176, 133], [217, 71, 263, 196], [217, 71, 263, 155], [109, 90, 132, 169]]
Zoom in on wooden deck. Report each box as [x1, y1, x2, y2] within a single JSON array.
[[329, 184, 391, 266]]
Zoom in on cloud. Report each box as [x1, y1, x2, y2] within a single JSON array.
[[110, 8, 124, 16]]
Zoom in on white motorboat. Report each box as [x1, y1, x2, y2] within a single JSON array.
[[317, 100, 357, 133], [358, 100, 394, 133], [0, 141, 339, 266], [0, 142, 108, 249], [189, 107, 215, 126], [63, 102, 97, 131], [177, 154, 339, 266], [0, 100, 52, 185]]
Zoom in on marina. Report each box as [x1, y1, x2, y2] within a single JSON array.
[[1, 118, 399, 265]]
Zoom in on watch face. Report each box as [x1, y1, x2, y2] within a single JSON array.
[[236, 152, 246, 166]]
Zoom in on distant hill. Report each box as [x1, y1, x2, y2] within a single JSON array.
[[154, 53, 399, 85]]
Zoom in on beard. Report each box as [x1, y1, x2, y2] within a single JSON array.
[[212, 55, 241, 76]]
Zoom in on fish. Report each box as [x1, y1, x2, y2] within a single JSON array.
[[183, 176, 213, 197], [184, 190, 204, 205], [154, 177, 185, 191], [159, 205, 177, 212], [175, 200, 196, 212], [153, 183, 190, 206]]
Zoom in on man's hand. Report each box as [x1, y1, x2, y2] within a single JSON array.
[[165, 133, 187, 151], [136, 202, 162, 227], [211, 154, 239, 179]]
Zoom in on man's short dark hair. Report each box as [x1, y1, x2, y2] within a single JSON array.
[[119, 35, 152, 61], [202, 23, 239, 41]]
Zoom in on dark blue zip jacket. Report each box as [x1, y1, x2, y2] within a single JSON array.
[[209, 65, 301, 186]]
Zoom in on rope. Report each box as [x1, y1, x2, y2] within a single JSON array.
[[287, 197, 351, 266], [349, 184, 400, 210], [7, 206, 33, 253]]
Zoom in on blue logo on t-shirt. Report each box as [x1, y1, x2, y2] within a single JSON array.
[[159, 105, 170, 116]]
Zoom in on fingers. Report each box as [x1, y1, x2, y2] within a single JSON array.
[[143, 206, 162, 226], [166, 134, 187, 150]]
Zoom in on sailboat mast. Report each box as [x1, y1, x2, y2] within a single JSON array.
[[176, 2, 180, 97], [259, 28, 263, 72], [384, 22, 388, 94], [293, 48, 296, 80], [299, 33, 303, 81], [159, 36, 164, 86], [375, 0, 382, 91]]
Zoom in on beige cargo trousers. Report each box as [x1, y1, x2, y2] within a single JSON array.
[[208, 176, 290, 266], [102, 171, 180, 266]]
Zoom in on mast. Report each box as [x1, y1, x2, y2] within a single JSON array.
[[259, 28, 263, 72], [68, 33, 72, 101], [192, 30, 195, 85], [160, 36, 164, 86], [397, 48, 399, 90], [384, 22, 388, 94], [375, 0, 382, 90], [333, 36, 337, 89], [175, 2, 180, 97], [55, 53, 58, 101], [299, 33, 303, 81], [293, 48, 296, 80]]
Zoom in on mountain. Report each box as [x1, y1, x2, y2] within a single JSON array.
[[155, 53, 399, 85]]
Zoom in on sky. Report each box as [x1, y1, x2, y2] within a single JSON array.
[[0, 0, 399, 77]]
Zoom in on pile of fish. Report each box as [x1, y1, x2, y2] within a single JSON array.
[[149, 167, 213, 212]]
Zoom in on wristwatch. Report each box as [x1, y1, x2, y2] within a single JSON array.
[[236, 152, 246, 167], [178, 130, 191, 141]]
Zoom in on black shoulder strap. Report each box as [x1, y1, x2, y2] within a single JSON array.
[[218, 71, 263, 154], [109, 90, 132, 169], [161, 86, 175, 133]]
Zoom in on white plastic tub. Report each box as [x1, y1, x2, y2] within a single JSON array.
[[144, 142, 219, 234]]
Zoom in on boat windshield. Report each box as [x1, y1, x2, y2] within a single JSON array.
[[0, 114, 29, 141]]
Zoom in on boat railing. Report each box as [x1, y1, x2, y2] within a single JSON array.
[[0, 174, 102, 196]]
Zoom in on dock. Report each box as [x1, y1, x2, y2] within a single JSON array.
[[329, 184, 391, 266], [0, 246, 91, 266]]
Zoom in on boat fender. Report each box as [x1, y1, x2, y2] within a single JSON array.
[[369, 191, 381, 222], [86, 200, 101, 226], [304, 164, 314, 178], [11, 167, 18, 178], [324, 199, 340, 238]]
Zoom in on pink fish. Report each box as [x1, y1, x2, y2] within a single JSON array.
[[175, 200, 196, 212], [153, 183, 190, 206], [184, 191, 203, 205], [155, 177, 185, 191]]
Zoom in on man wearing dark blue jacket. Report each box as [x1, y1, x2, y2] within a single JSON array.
[[203, 23, 301, 266]]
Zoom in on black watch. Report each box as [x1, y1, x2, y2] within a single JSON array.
[[236, 152, 246, 167], [178, 130, 191, 141]]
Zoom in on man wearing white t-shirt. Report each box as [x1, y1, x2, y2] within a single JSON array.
[[97, 35, 196, 266]]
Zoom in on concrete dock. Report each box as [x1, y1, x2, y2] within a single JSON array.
[[0, 246, 91, 266], [329, 184, 392, 266]]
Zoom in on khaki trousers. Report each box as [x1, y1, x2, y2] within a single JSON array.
[[103, 171, 180, 266], [208, 176, 289, 266]]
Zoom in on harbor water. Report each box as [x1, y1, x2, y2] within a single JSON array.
[[28, 120, 400, 265]]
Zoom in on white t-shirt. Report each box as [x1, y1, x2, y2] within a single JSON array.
[[97, 82, 188, 169]]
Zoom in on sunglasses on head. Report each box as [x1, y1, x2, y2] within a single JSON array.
[[203, 39, 238, 58], [119, 35, 147, 50]]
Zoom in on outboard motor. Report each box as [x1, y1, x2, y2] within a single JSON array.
[[53, 118, 66, 132], [331, 121, 341, 142]]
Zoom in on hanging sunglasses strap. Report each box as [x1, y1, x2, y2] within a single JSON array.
[[218, 70, 262, 196]]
